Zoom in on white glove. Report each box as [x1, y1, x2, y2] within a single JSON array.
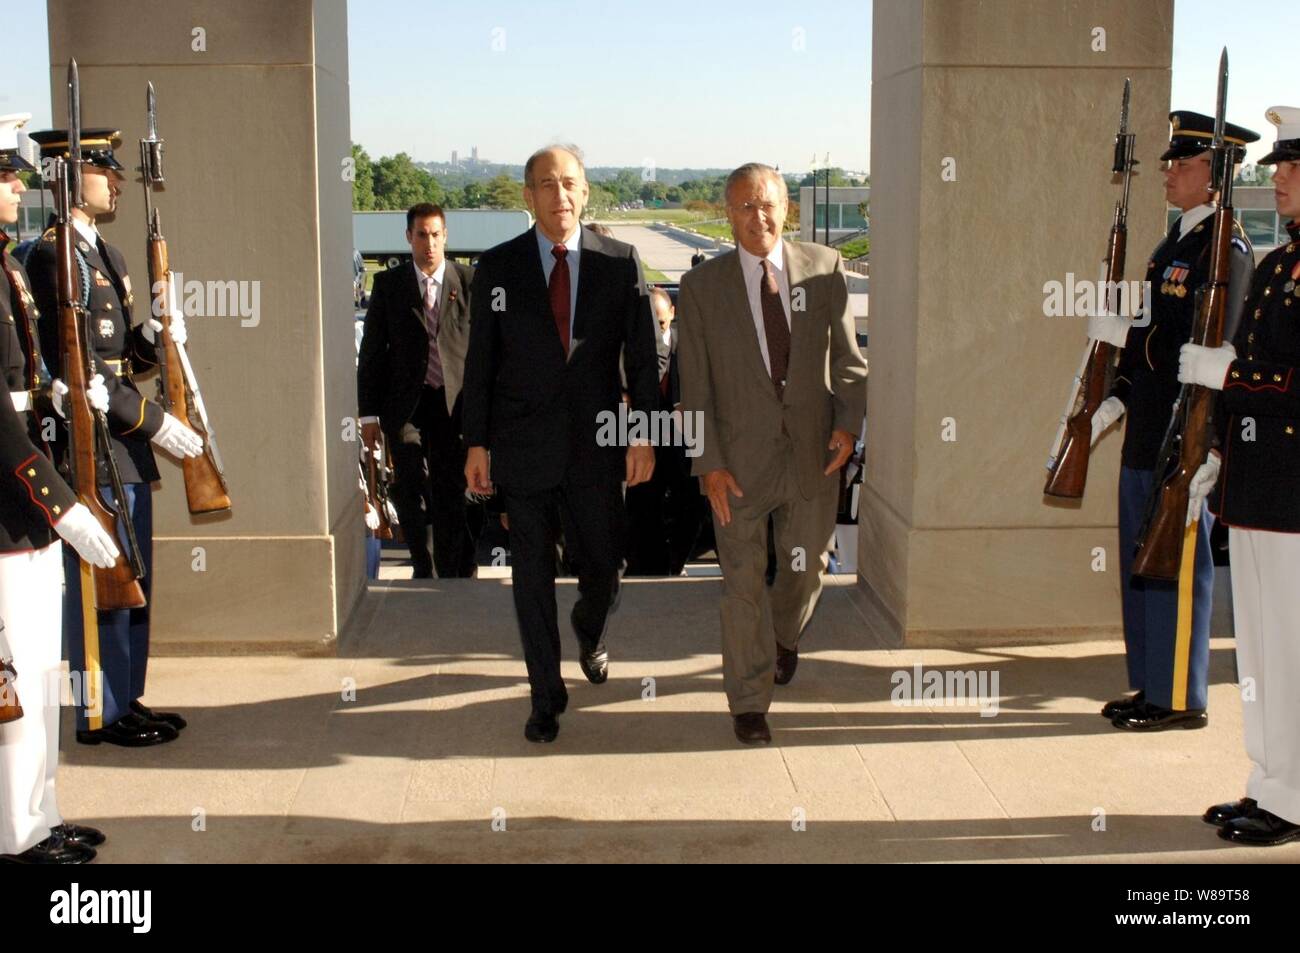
[[146, 312, 187, 346], [151, 413, 203, 458], [51, 375, 110, 417], [1178, 342, 1236, 391], [1187, 451, 1221, 526], [1087, 312, 1132, 348], [364, 502, 380, 531], [54, 503, 120, 569], [1090, 396, 1125, 446]]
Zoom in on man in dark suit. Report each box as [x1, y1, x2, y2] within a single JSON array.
[[625, 286, 702, 575], [463, 145, 658, 743], [358, 203, 476, 578]]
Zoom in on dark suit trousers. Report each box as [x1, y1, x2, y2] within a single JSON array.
[[389, 385, 474, 577], [503, 477, 624, 715]]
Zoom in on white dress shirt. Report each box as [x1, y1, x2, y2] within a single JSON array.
[[1176, 203, 1216, 241], [72, 217, 101, 247], [736, 241, 791, 375], [414, 258, 446, 319]]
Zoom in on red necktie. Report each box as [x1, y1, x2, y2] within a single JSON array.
[[550, 244, 571, 357]]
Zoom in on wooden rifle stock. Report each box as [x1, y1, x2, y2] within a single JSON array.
[[365, 436, 394, 541], [1043, 224, 1125, 498], [56, 221, 146, 611], [148, 235, 231, 514]]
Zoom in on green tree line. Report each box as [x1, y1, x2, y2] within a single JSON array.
[[350, 143, 846, 213]]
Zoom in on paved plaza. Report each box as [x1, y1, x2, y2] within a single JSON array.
[[54, 571, 1295, 863]]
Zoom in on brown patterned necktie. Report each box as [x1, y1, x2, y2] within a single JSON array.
[[759, 259, 790, 398]]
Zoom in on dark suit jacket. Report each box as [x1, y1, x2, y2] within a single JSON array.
[[462, 225, 658, 491], [357, 259, 475, 434]]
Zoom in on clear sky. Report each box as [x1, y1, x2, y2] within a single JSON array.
[[1, 0, 1295, 173]]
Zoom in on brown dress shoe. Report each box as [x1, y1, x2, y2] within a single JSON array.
[[733, 712, 772, 745], [775, 645, 798, 686]]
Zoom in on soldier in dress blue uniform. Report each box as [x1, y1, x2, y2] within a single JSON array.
[[0, 113, 120, 863], [1183, 106, 1300, 847], [24, 128, 203, 748], [1086, 111, 1257, 731]]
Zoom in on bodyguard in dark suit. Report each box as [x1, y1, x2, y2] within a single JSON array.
[[625, 286, 702, 576], [358, 203, 476, 578], [463, 145, 658, 743]]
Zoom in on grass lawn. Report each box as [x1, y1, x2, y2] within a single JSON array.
[[836, 237, 870, 260], [643, 265, 671, 283]]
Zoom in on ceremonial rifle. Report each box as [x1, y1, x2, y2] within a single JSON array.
[[1132, 49, 1237, 581], [56, 59, 146, 614], [363, 434, 394, 541], [1044, 78, 1137, 498], [140, 82, 231, 514]]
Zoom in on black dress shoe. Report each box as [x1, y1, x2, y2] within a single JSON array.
[[1218, 808, 1300, 846], [1203, 797, 1257, 828], [1101, 690, 1144, 719], [524, 710, 559, 743], [0, 831, 95, 864], [52, 823, 106, 847], [131, 700, 187, 731], [76, 713, 179, 747], [1111, 701, 1207, 731], [733, 712, 772, 745], [578, 643, 610, 685], [775, 645, 798, 686]]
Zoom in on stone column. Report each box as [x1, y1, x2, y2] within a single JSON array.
[[47, 0, 364, 648], [859, 0, 1174, 642]]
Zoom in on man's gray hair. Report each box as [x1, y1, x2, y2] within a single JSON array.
[[524, 143, 587, 188], [724, 162, 785, 204]]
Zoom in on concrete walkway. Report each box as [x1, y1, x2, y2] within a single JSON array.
[[54, 573, 1294, 863], [602, 223, 707, 281]]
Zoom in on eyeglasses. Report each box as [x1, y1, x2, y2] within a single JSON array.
[[729, 201, 781, 215]]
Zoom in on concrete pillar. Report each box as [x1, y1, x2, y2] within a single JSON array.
[[47, 0, 364, 648], [859, 0, 1174, 642]]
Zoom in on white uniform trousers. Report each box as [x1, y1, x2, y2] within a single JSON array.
[[1229, 527, 1300, 824], [0, 542, 65, 855]]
